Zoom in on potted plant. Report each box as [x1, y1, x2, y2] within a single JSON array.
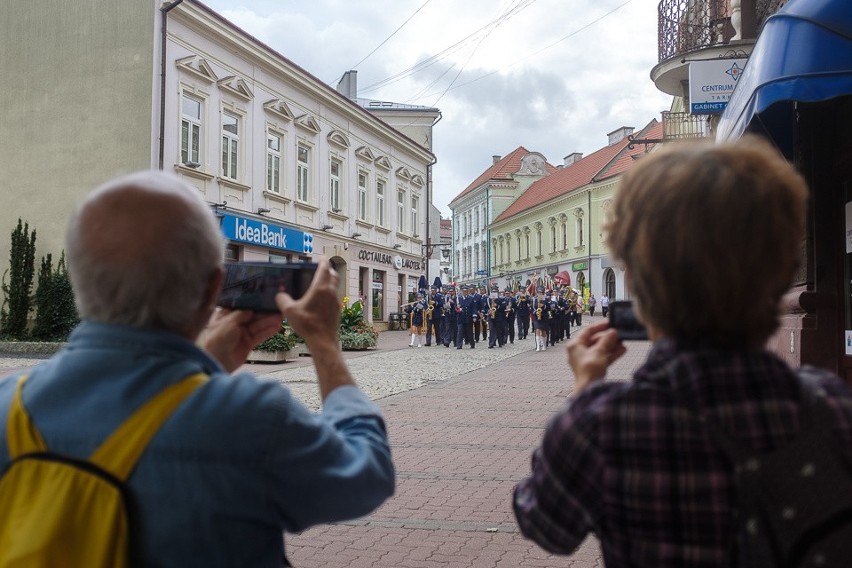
[[248, 322, 297, 362], [339, 297, 378, 351]]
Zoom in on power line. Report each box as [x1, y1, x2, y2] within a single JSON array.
[[412, 0, 636, 101], [359, 0, 537, 95], [347, 0, 433, 73]]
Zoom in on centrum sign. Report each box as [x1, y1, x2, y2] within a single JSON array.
[[220, 213, 313, 254], [688, 59, 747, 114]]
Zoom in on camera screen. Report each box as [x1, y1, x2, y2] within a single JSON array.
[[217, 262, 317, 313], [609, 301, 649, 341]]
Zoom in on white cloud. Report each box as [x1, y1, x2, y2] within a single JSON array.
[[204, 0, 672, 216]]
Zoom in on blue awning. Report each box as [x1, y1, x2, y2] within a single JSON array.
[[716, 0, 852, 144]]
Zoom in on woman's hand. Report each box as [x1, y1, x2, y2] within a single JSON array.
[[565, 321, 626, 395]]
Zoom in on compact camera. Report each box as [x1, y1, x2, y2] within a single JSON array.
[[217, 262, 317, 313], [608, 300, 649, 341]]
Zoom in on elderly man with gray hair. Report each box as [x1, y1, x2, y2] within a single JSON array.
[[0, 171, 394, 566]]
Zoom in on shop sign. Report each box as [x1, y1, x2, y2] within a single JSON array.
[[571, 261, 588, 271], [372, 282, 383, 290], [688, 59, 747, 114], [357, 248, 421, 271], [220, 213, 313, 254]]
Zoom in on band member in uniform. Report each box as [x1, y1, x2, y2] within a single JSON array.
[[424, 285, 443, 346], [458, 285, 476, 349], [546, 289, 559, 347], [471, 286, 483, 343], [532, 286, 548, 352], [441, 286, 457, 347], [487, 285, 508, 349], [503, 287, 517, 345], [405, 291, 427, 347], [516, 290, 531, 340]]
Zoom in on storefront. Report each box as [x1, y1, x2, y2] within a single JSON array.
[[352, 246, 423, 322], [717, 0, 852, 380]]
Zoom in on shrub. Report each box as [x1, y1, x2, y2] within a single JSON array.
[[254, 322, 297, 352], [1, 219, 37, 339], [339, 297, 378, 351]]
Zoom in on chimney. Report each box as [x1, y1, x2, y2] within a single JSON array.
[[492, 155, 501, 165], [563, 152, 583, 167], [607, 126, 635, 146], [336, 70, 358, 99]]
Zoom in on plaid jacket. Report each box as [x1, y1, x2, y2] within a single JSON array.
[[513, 338, 852, 567]]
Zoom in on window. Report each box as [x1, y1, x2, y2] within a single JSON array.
[[329, 159, 342, 211], [474, 209, 479, 234], [536, 230, 543, 256], [266, 132, 282, 193], [550, 226, 557, 252], [480, 205, 486, 230], [397, 190, 405, 232], [498, 241, 503, 264], [517, 235, 522, 259], [180, 94, 202, 166], [561, 222, 568, 250], [297, 144, 310, 202], [221, 112, 239, 180], [506, 236, 511, 263], [376, 180, 386, 226], [576, 216, 584, 246], [410, 195, 419, 236], [358, 171, 368, 221], [525, 234, 530, 259]]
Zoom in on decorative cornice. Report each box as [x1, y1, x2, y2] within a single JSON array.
[[217, 75, 253, 100], [175, 55, 217, 82], [327, 130, 351, 149], [355, 146, 376, 161], [295, 114, 321, 134], [263, 98, 294, 121]]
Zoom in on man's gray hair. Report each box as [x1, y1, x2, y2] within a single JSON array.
[[66, 171, 225, 331]]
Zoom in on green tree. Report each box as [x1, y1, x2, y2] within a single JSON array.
[[1, 219, 37, 338], [32, 251, 79, 341]]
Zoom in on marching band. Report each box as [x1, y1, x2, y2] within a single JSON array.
[[402, 282, 591, 351]]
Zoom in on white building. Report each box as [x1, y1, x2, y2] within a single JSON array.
[[0, 0, 436, 328]]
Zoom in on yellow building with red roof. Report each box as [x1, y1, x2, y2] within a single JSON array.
[[487, 119, 663, 299]]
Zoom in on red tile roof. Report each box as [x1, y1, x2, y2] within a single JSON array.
[[492, 120, 658, 223], [448, 147, 555, 206], [597, 120, 663, 181]]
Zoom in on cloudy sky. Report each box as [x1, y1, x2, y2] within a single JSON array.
[[201, 0, 672, 217]]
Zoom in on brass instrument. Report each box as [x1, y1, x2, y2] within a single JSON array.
[[490, 303, 497, 319], [535, 307, 543, 320], [426, 300, 435, 321]]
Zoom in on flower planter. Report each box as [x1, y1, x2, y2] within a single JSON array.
[[247, 349, 290, 363], [289, 343, 311, 358]]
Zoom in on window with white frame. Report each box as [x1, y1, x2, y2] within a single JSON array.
[[550, 226, 557, 252], [358, 171, 368, 221], [561, 222, 568, 249], [498, 241, 503, 264], [480, 205, 486, 230], [517, 234, 522, 259], [221, 112, 239, 180], [376, 179, 386, 226], [329, 158, 342, 211], [575, 209, 584, 246], [506, 235, 511, 263], [397, 189, 405, 232], [180, 94, 202, 166], [525, 233, 530, 259], [297, 144, 310, 202], [536, 229, 543, 256], [267, 131, 282, 193], [474, 208, 479, 234], [410, 195, 419, 236]]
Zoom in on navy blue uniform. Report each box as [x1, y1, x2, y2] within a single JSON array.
[[516, 295, 531, 339]]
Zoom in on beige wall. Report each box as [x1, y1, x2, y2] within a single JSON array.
[[0, 0, 156, 300]]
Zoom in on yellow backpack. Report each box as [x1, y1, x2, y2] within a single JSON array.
[[0, 373, 207, 568]]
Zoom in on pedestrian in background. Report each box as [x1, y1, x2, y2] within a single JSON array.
[[588, 293, 597, 317], [514, 137, 852, 567], [600, 293, 609, 317]]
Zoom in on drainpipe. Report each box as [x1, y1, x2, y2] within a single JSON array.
[[158, 0, 185, 170], [424, 111, 442, 286], [587, 187, 592, 296]]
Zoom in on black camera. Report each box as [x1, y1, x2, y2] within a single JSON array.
[[608, 300, 649, 341], [217, 262, 317, 313]]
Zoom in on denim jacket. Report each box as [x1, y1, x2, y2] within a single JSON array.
[[0, 321, 394, 567]]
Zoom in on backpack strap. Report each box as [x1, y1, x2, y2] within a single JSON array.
[[6, 375, 47, 459], [90, 373, 208, 481]]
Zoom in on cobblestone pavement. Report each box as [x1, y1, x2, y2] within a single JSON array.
[[277, 320, 651, 568], [0, 317, 652, 566]]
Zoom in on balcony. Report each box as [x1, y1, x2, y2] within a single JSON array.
[[652, 0, 786, 97], [662, 111, 711, 140], [658, 0, 735, 63]]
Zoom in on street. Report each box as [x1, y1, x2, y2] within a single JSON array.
[[0, 319, 651, 567], [275, 321, 651, 567]]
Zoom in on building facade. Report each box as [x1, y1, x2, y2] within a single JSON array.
[[488, 121, 661, 300], [448, 148, 553, 287], [0, 0, 436, 328]]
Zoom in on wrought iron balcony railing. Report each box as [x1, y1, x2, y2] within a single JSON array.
[[658, 0, 788, 63], [662, 111, 711, 140]]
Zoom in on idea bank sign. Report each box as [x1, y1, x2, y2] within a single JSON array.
[[220, 213, 314, 254]]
